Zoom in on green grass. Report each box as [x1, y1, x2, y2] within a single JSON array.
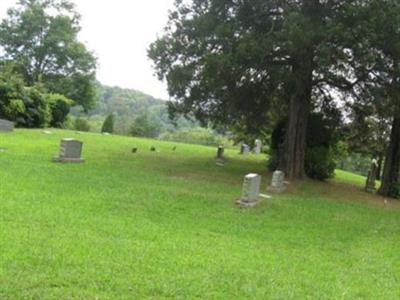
[[334, 169, 367, 187], [1, 129, 399, 299]]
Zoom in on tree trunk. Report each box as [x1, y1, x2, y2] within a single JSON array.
[[284, 56, 313, 179], [378, 117, 400, 197], [284, 94, 310, 179]]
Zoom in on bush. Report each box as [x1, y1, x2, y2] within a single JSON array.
[[305, 146, 336, 180], [0, 74, 50, 127], [74, 117, 91, 132], [389, 184, 400, 199], [46, 93, 74, 128], [268, 113, 338, 180], [130, 113, 161, 138], [22, 87, 51, 128], [101, 113, 115, 133]]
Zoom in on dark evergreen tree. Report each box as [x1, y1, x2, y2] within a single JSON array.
[[149, 0, 367, 179], [101, 113, 115, 133]]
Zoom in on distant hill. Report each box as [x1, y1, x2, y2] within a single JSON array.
[[89, 83, 167, 117], [70, 83, 198, 136]]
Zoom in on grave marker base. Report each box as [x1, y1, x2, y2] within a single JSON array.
[[53, 156, 85, 163]]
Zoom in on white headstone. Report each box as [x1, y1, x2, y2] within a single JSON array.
[[241, 144, 250, 155], [254, 139, 262, 154], [0, 119, 14, 132], [268, 170, 286, 193], [54, 138, 85, 163], [238, 173, 261, 206]]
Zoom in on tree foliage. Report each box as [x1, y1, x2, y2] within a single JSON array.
[[101, 113, 115, 133], [149, 0, 366, 179], [0, 0, 97, 111]]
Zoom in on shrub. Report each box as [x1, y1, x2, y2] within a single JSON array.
[[305, 146, 336, 180], [130, 114, 160, 138], [46, 93, 74, 128], [101, 113, 115, 133], [74, 117, 91, 132], [268, 113, 338, 180], [23, 87, 51, 128]]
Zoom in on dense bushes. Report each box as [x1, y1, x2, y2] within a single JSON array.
[[268, 114, 339, 180], [0, 71, 73, 128], [73, 118, 91, 132], [46, 94, 74, 128]]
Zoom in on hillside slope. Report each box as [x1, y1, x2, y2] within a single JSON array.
[[0, 130, 399, 299]]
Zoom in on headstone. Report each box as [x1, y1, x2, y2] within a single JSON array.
[[237, 173, 261, 207], [54, 138, 84, 163], [267, 170, 286, 193], [240, 144, 250, 155], [217, 145, 224, 159], [0, 119, 14, 132], [365, 159, 379, 193], [254, 139, 262, 154]]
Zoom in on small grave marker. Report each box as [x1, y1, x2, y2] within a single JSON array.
[[54, 138, 85, 163], [241, 144, 250, 155], [0, 119, 14, 132], [254, 139, 262, 154], [237, 173, 261, 207], [267, 170, 286, 193]]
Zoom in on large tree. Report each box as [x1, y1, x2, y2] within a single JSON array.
[[0, 0, 97, 111], [149, 0, 365, 179], [350, 0, 400, 197]]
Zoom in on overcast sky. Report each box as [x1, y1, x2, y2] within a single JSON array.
[[0, 0, 174, 99]]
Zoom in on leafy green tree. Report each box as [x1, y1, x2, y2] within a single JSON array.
[[0, 0, 97, 111], [130, 113, 161, 138], [101, 113, 115, 133], [349, 0, 400, 197], [149, 0, 365, 179], [46, 93, 74, 127], [0, 67, 50, 127]]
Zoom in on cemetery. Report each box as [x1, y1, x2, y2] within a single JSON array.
[[1, 0, 400, 298], [1, 129, 399, 299]]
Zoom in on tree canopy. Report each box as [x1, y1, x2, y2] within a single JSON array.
[[149, 0, 367, 178], [0, 0, 97, 111]]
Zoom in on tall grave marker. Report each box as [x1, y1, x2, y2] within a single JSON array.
[[268, 170, 286, 193], [254, 139, 262, 154], [237, 173, 261, 207]]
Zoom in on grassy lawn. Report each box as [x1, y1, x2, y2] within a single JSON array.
[[334, 169, 369, 187], [1, 129, 399, 299]]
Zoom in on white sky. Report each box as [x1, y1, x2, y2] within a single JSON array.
[[0, 0, 174, 99]]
